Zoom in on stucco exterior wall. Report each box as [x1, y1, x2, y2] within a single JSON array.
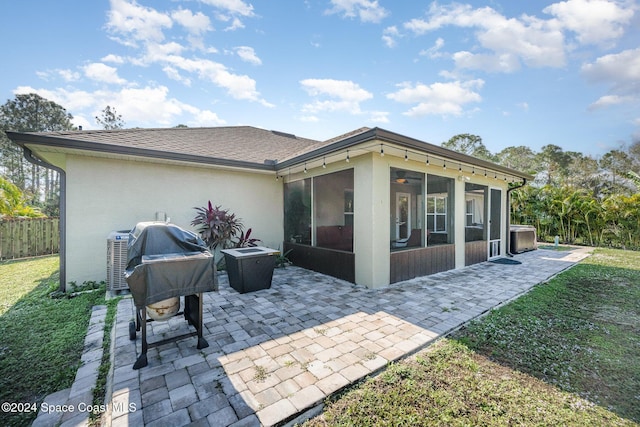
[[353, 153, 390, 289], [63, 154, 283, 288]]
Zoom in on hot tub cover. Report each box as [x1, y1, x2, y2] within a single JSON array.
[[125, 222, 217, 307]]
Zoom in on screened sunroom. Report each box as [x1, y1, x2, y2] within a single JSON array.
[[278, 128, 531, 289]]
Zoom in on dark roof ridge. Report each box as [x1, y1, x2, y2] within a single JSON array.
[[28, 125, 297, 137]]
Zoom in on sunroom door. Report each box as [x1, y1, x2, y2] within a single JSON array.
[[395, 192, 411, 240], [489, 188, 502, 258]]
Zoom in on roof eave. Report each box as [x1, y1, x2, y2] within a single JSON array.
[[6, 131, 275, 172], [276, 127, 534, 180]]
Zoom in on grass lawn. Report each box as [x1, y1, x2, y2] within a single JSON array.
[[305, 248, 640, 426], [0, 256, 107, 427]]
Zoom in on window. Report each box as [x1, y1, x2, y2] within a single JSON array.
[[466, 199, 474, 226], [314, 169, 354, 251], [390, 167, 425, 249], [426, 174, 454, 245], [284, 178, 311, 245], [465, 183, 487, 242], [284, 169, 354, 252], [426, 195, 447, 232]]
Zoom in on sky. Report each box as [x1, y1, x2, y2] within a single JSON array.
[[1, 0, 639, 158]]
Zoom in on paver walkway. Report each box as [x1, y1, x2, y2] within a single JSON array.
[[107, 246, 591, 427]]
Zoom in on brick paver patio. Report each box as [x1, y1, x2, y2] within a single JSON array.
[[105, 246, 591, 427]]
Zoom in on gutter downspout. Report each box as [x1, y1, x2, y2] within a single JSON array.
[[506, 178, 527, 257], [21, 147, 66, 292]]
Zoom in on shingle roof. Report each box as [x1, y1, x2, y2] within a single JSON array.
[[6, 125, 533, 180], [9, 126, 327, 169]]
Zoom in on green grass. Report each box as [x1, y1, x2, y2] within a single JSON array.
[[0, 256, 107, 427], [304, 248, 640, 426]]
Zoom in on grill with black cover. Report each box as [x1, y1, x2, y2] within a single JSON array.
[[125, 222, 217, 369]]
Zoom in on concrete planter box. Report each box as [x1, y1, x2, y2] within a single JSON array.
[[221, 246, 279, 293]]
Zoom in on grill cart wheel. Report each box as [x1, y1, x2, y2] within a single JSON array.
[[129, 321, 136, 340]]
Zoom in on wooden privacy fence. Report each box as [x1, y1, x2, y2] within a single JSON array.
[[0, 217, 60, 260]]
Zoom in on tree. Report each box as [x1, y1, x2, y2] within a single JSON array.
[[0, 176, 44, 217], [626, 170, 640, 192], [564, 151, 600, 192], [0, 93, 73, 215], [536, 144, 570, 186], [628, 140, 640, 171], [600, 149, 632, 192], [442, 134, 496, 161], [496, 146, 538, 174], [95, 105, 125, 130]]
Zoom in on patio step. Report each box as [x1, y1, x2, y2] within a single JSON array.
[[31, 305, 108, 427]]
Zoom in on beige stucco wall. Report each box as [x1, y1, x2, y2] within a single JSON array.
[[353, 153, 390, 289], [56, 153, 282, 288]]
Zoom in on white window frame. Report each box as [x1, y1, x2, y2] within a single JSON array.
[[466, 199, 474, 226], [427, 194, 447, 233]]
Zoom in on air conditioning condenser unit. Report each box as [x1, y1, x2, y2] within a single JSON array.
[[107, 230, 130, 292]]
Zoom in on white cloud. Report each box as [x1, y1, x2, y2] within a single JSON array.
[[368, 111, 390, 123], [301, 79, 373, 101], [420, 37, 445, 59], [140, 41, 185, 64], [582, 47, 640, 110], [12, 84, 226, 129], [382, 26, 400, 48], [198, 0, 254, 30], [13, 86, 96, 113], [300, 78, 373, 115], [223, 16, 245, 31], [73, 115, 94, 130], [543, 0, 635, 46], [162, 66, 192, 86], [171, 9, 212, 34], [58, 69, 82, 82], [101, 54, 126, 64], [163, 55, 271, 105], [387, 79, 484, 117], [588, 94, 636, 110], [189, 109, 226, 126], [111, 86, 182, 124], [404, 3, 567, 72], [36, 69, 81, 82], [106, 0, 173, 46], [103, 0, 269, 106], [82, 63, 127, 85], [582, 47, 640, 87], [325, 0, 389, 23], [199, 0, 255, 17], [235, 46, 262, 65], [452, 51, 522, 73]]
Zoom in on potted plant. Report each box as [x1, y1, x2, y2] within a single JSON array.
[[236, 227, 261, 248], [191, 201, 244, 252], [192, 202, 278, 293]]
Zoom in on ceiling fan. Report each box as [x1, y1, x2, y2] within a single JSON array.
[[394, 170, 420, 184]]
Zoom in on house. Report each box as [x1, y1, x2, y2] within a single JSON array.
[[7, 126, 532, 291]]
